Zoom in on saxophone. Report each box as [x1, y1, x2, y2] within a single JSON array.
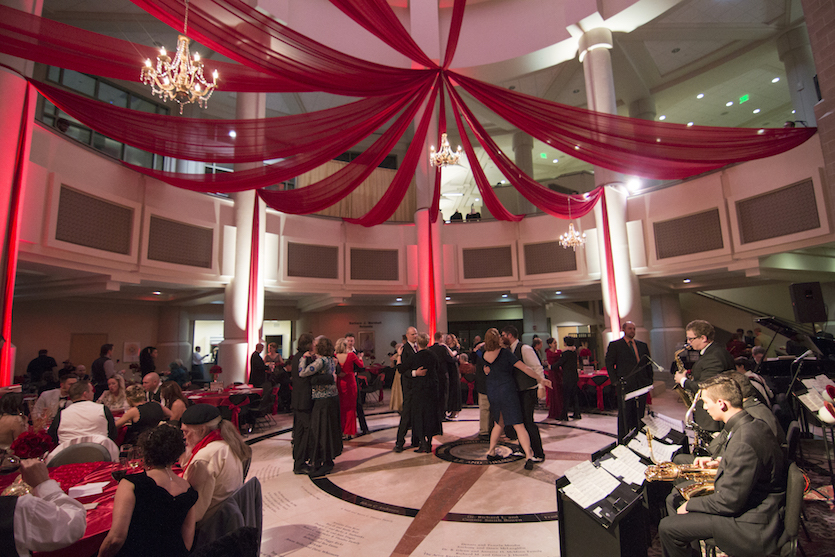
[[672, 347, 692, 407], [673, 347, 713, 456], [645, 462, 717, 500]]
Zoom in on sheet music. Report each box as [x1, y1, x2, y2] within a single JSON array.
[[801, 378, 818, 391], [628, 432, 680, 462], [799, 390, 825, 412], [642, 415, 671, 439], [600, 445, 647, 486], [650, 412, 684, 433], [814, 374, 835, 392], [562, 461, 620, 508]]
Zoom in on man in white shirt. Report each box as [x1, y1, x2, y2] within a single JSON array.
[[48, 380, 116, 445], [0, 459, 86, 557], [501, 326, 546, 462], [31, 374, 78, 423]]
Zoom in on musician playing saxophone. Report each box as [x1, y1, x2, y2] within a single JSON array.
[[674, 320, 734, 433], [659, 375, 787, 557]]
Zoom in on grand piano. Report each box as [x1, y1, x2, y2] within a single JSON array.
[[754, 316, 835, 391]]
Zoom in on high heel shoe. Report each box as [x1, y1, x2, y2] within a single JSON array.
[[524, 459, 534, 470]]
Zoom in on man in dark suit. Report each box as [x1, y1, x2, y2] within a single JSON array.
[[659, 374, 787, 557], [249, 343, 269, 387], [394, 327, 420, 452], [291, 333, 315, 474], [428, 332, 456, 423], [675, 320, 735, 432], [605, 321, 652, 439]]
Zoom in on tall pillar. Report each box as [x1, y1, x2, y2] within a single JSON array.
[[157, 306, 191, 370], [219, 92, 266, 384], [777, 27, 818, 127], [512, 132, 536, 214], [649, 293, 685, 384], [580, 28, 643, 343], [628, 97, 656, 121], [521, 305, 548, 345], [0, 0, 40, 385]]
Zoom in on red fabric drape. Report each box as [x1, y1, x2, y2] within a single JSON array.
[[599, 194, 621, 334], [442, 0, 467, 69], [327, 0, 436, 68], [451, 72, 817, 180], [0, 5, 308, 92], [444, 77, 603, 218], [31, 78, 420, 164], [344, 79, 439, 227], [256, 80, 433, 214], [129, 0, 431, 97], [0, 84, 30, 386], [246, 200, 260, 382]]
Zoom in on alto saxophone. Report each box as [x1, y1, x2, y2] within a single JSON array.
[[673, 347, 713, 456], [672, 347, 692, 407], [645, 431, 716, 500]]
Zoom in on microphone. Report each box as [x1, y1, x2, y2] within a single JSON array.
[[793, 349, 814, 364], [646, 355, 666, 373]]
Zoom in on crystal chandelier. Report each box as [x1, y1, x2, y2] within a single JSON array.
[[430, 133, 463, 167], [559, 197, 586, 250], [140, 0, 218, 114]]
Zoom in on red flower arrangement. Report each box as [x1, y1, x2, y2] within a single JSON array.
[[210, 365, 223, 382], [11, 429, 54, 459]]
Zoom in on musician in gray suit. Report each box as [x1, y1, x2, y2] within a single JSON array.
[[659, 374, 787, 557], [675, 320, 734, 432]]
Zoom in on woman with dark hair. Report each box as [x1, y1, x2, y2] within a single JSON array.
[[555, 336, 580, 421], [161, 381, 189, 426], [0, 393, 26, 450], [98, 425, 198, 557], [544, 338, 564, 420], [116, 385, 167, 445], [139, 346, 157, 374], [299, 336, 342, 477], [481, 328, 551, 470]]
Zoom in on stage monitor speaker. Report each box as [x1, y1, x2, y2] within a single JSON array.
[[789, 282, 827, 324]]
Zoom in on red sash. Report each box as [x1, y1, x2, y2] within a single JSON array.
[[185, 429, 224, 470]]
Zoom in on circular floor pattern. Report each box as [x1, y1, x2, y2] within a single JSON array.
[[434, 439, 524, 465]]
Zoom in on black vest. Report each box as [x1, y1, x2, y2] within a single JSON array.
[[513, 342, 538, 391], [0, 496, 18, 556]]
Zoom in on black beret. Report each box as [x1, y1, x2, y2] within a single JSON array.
[[181, 403, 220, 425]]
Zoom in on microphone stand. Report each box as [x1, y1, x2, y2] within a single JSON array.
[[617, 354, 652, 444]]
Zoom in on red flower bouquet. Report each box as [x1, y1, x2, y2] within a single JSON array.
[[11, 429, 54, 459]]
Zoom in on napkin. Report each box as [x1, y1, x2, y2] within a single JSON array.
[[68, 481, 110, 498]]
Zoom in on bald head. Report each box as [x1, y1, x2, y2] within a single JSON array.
[[142, 372, 160, 392], [622, 321, 636, 340], [406, 327, 418, 344]]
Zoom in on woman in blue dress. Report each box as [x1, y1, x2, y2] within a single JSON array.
[[481, 328, 551, 470]]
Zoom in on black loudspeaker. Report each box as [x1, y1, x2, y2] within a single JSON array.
[[789, 282, 827, 323]]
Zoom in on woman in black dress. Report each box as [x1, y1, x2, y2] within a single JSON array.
[[299, 336, 343, 477], [410, 333, 441, 453], [555, 336, 581, 420], [116, 385, 167, 445], [481, 328, 551, 470], [99, 424, 198, 557], [139, 346, 158, 374]]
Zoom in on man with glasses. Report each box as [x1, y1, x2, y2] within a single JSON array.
[[675, 320, 735, 432]]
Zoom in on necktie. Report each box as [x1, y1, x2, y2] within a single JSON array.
[[412, 343, 418, 353], [629, 340, 640, 362]]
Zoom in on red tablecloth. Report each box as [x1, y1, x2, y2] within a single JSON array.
[[186, 389, 262, 428], [577, 370, 611, 411]]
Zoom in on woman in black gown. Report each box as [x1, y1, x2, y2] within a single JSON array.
[[481, 328, 551, 470], [99, 424, 198, 557]]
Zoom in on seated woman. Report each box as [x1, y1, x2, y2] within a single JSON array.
[[97, 375, 130, 413], [179, 404, 252, 524], [167, 361, 191, 389], [116, 385, 167, 445], [98, 425, 198, 557], [0, 393, 26, 451], [161, 381, 189, 427]]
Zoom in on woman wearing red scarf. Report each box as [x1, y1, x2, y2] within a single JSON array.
[[180, 404, 252, 524]]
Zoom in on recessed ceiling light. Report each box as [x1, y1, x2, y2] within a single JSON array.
[[228, 130, 237, 138], [501, 294, 509, 298], [687, 122, 694, 127], [658, 115, 666, 121], [396, 297, 402, 301], [726, 101, 733, 107], [552, 159, 559, 164], [626, 178, 641, 192], [792, 110, 796, 114], [446, 296, 451, 301], [682, 278, 691, 284], [574, 145, 580, 150], [555, 291, 562, 295], [772, 77, 780, 83], [443, 192, 464, 197], [757, 129, 765, 134], [696, 93, 704, 99], [753, 108, 761, 114], [475, 198, 480, 202], [152, 291, 162, 295], [656, 138, 661, 142], [500, 180, 506, 184]]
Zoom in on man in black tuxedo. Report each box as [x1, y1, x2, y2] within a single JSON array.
[[291, 334, 315, 474], [675, 320, 735, 432], [394, 326, 420, 452], [249, 343, 268, 387], [605, 321, 652, 439], [659, 374, 787, 557]]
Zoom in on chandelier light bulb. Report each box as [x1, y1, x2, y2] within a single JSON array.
[[429, 133, 462, 167]]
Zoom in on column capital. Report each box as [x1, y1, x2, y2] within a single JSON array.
[[578, 28, 613, 63]]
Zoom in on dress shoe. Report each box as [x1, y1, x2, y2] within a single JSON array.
[[486, 453, 503, 462], [524, 459, 534, 471], [293, 464, 311, 475], [531, 455, 545, 463], [571, 414, 582, 420], [416, 445, 432, 453], [393, 444, 404, 453]]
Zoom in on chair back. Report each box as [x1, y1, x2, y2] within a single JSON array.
[[46, 434, 119, 465], [47, 442, 112, 467], [190, 526, 259, 557], [591, 375, 608, 386], [775, 462, 805, 556], [785, 420, 800, 462], [193, 477, 262, 551]]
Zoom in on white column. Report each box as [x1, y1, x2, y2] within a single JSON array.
[[580, 28, 643, 343], [512, 131, 536, 214], [157, 307, 191, 370], [220, 92, 266, 384], [628, 97, 656, 121], [777, 27, 818, 127]]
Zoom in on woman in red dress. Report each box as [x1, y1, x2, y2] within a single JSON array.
[[545, 337, 564, 420], [335, 338, 360, 439]]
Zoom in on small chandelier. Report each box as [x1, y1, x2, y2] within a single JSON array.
[[559, 197, 586, 250], [430, 133, 463, 167], [140, 0, 218, 114]]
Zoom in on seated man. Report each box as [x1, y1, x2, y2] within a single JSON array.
[[142, 372, 162, 403], [0, 459, 86, 556], [31, 374, 78, 423], [659, 375, 787, 557], [48, 379, 117, 445]]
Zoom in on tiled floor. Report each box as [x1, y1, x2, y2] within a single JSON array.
[[249, 387, 687, 557]]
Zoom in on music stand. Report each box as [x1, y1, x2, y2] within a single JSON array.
[[616, 355, 653, 443]]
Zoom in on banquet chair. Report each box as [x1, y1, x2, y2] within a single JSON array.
[[191, 526, 259, 557], [45, 434, 119, 466], [47, 442, 112, 467], [193, 477, 262, 551]]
